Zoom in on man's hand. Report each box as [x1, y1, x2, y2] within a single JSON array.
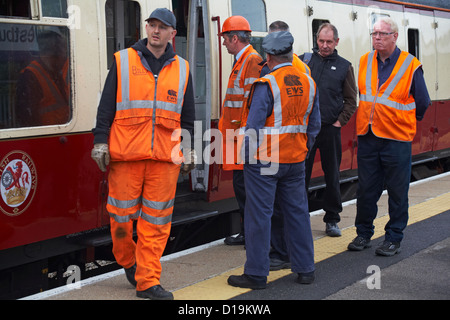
[[91, 143, 110, 172], [180, 149, 197, 175]]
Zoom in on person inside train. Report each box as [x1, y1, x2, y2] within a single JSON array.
[[15, 26, 70, 128], [91, 8, 196, 300], [219, 16, 263, 246], [348, 17, 431, 256], [227, 31, 321, 289], [301, 23, 357, 237]]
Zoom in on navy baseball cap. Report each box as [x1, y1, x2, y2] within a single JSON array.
[[146, 8, 176, 29], [262, 31, 294, 55]]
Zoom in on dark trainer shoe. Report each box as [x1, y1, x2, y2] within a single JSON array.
[[348, 236, 372, 251], [227, 274, 266, 289], [136, 285, 174, 300], [224, 233, 245, 245], [125, 264, 137, 287], [375, 241, 401, 256]]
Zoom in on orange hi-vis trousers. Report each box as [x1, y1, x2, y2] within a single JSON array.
[[107, 160, 180, 291]]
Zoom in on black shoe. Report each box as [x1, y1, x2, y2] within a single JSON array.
[[269, 258, 291, 271], [224, 233, 245, 245], [136, 285, 174, 300], [297, 271, 315, 284], [124, 264, 137, 287], [348, 236, 372, 251], [325, 222, 342, 237], [227, 274, 266, 289], [375, 241, 401, 256]]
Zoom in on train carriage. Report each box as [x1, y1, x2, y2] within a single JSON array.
[[0, 0, 449, 299]]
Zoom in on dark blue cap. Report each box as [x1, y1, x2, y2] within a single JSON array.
[[262, 31, 294, 55], [146, 8, 176, 29]]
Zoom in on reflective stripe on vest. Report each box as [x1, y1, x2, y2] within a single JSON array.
[[357, 50, 421, 141], [117, 49, 187, 114], [240, 65, 316, 163], [109, 48, 188, 162], [224, 52, 261, 108], [359, 51, 416, 111]]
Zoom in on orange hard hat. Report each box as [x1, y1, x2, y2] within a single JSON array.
[[220, 16, 251, 34]]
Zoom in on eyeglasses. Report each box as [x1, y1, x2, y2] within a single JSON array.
[[370, 31, 394, 38]]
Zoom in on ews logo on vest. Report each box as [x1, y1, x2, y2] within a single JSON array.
[[284, 74, 303, 97], [167, 89, 177, 103]]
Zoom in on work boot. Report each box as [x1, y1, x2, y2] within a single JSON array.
[[297, 271, 315, 284], [224, 233, 245, 245], [375, 241, 401, 256], [227, 274, 266, 289], [269, 258, 291, 271], [347, 236, 372, 251], [325, 222, 342, 237], [124, 264, 137, 287], [136, 285, 174, 300]]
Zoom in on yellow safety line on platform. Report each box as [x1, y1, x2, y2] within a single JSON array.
[[173, 192, 450, 300]]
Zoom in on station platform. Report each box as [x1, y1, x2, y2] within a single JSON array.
[[25, 172, 450, 302]]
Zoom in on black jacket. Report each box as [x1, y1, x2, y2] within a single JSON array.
[[300, 48, 357, 126]]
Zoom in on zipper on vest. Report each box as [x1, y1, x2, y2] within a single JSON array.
[[369, 78, 379, 125], [151, 74, 158, 151]]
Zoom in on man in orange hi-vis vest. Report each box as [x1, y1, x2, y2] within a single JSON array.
[[347, 17, 430, 256], [219, 16, 262, 246], [91, 8, 196, 300], [228, 31, 321, 289]]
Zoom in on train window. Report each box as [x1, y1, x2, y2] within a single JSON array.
[[41, 0, 68, 18], [105, 0, 141, 68], [408, 29, 419, 58], [231, 0, 267, 32], [312, 19, 330, 48], [0, 0, 31, 19], [0, 24, 71, 129]]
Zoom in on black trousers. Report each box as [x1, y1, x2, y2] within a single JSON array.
[[233, 169, 246, 235], [305, 124, 343, 223]]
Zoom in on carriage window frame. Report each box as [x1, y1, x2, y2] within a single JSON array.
[[408, 28, 419, 59], [0, 23, 72, 129], [0, 0, 32, 19], [105, 0, 141, 69], [231, 0, 267, 57]]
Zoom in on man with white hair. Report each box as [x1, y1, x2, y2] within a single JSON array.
[[348, 17, 431, 256]]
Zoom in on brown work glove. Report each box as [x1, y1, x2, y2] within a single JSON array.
[[180, 149, 197, 176], [91, 143, 110, 172]]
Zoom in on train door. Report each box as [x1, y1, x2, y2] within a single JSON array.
[[431, 10, 450, 154], [403, 7, 437, 156]]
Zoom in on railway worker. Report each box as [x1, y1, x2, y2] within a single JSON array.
[[348, 17, 431, 256], [301, 23, 357, 238], [91, 8, 196, 300], [219, 16, 263, 246], [259, 20, 312, 271], [227, 31, 321, 289]]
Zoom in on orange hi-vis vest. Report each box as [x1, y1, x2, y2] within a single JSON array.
[[293, 54, 311, 75], [357, 50, 421, 142], [239, 64, 316, 164], [24, 59, 70, 125], [109, 48, 189, 162], [219, 45, 262, 170]]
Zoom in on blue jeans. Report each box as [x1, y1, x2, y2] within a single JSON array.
[[244, 162, 315, 277], [356, 131, 412, 243]]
